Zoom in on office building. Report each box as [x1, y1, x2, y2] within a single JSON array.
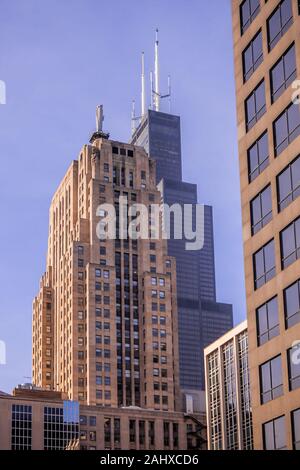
[[32, 114, 181, 412], [232, 0, 300, 449], [131, 78, 233, 392], [204, 321, 253, 450]]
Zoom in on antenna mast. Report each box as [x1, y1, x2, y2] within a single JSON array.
[[141, 52, 146, 116], [154, 28, 160, 111], [131, 100, 136, 135]]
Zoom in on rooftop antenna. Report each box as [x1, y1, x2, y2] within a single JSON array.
[[141, 52, 146, 117], [151, 29, 171, 113], [150, 71, 154, 110], [131, 100, 136, 135], [154, 28, 160, 111]]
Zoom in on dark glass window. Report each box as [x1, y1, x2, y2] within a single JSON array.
[[245, 81, 266, 132], [240, 0, 260, 35], [267, 0, 293, 51], [273, 103, 300, 156], [280, 217, 300, 269], [260, 355, 283, 404], [292, 409, 300, 450], [243, 31, 263, 82], [277, 155, 300, 211], [270, 43, 296, 102], [248, 131, 269, 182], [253, 239, 276, 289], [288, 347, 300, 391], [263, 416, 286, 450], [284, 279, 300, 328], [11, 405, 32, 450], [256, 296, 279, 346], [251, 185, 272, 234]]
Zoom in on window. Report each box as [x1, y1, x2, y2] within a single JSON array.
[[273, 103, 300, 156], [95, 269, 101, 278], [253, 239, 276, 289], [256, 297, 279, 346], [288, 348, 300, 390], [277, 155, 300, 211], [104, 163, 109, 172], [270, 43, 296, 102], [11, 405, 32, 450], [260, 355, 283, 404], [267, 0, 293, 51], [245, 81, 266, 132], [243, 30, 263, 82], [240, 0, 260, 34], [284, 279, 300, 328], [292, 409, 300, 450], [250, 185, 272, 235], [112, 146, 118, 154], [280, 217, 300, 269], [80, 415, 87, 426], [263, 416, 286, 450]]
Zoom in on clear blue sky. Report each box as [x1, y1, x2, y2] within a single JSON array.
[[0, 0, 245, 393]]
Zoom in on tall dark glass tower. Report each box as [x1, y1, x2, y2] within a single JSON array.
[[131, 109, 233, 390]]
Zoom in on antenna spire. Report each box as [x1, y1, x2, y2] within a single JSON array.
[[131, 100, 136, 135], [154, 28, 160, 111], [141, 52, 146, 117]]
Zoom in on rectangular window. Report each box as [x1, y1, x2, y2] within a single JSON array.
[[284, 279, 300, 328], [292, 408, 300, 450], [11, 405, 32, 450], [250, 185, 272, 235], [263, 416, 286, 450], [253, 239, 276, 289], [256, 296, 279, 346], [270, 43, 296, 102], [240, 0, 260, 35], [260, 355, 283, 404], [267, 0, 293, 51], [245, 80, 266, 132], [243, 30, 263, 82], [280, 217, 300, 269], [288, 348, 300, 391], [277, 155, 300, 211], [273, 103, 300, 156]]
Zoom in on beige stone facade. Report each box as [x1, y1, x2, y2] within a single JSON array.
[[32, 133, 181, 413], [232, 0, 300, 450]]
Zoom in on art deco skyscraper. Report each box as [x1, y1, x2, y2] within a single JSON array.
[[232, 0, 300, 450], [32, 117, 180, 412]]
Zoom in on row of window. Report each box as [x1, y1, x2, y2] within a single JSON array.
[[240, 0, 293, 51], [253, 213, 300, 291], [251, 153, 300, 230]]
